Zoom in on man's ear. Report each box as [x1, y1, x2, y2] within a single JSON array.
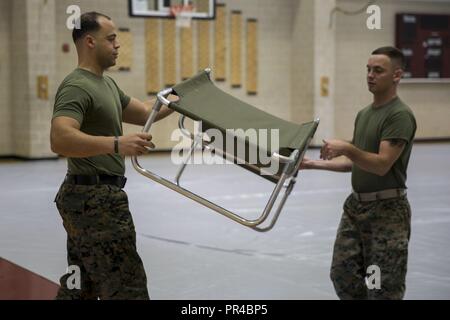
[[85, 34, 96, 49], [393, 68, 403, 84]]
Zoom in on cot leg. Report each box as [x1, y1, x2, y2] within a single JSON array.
[[175, 134, 202, 186]]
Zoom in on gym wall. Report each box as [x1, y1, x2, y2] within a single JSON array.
[[0, 0, 449, 158], [0, 0, 12, 156], [53, 0, 295, 151], [334, 0, 450, 140], [0, 0, 56, 158]]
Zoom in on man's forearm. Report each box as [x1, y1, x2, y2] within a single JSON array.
[[345, 144, 388, 176], [124, 100, 174, 126], [154, 105, 174, 122], [308, 156, 352, 172], [51, 127, 114, 158]]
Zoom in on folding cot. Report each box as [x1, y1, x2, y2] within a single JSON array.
[[132, 69, 319, 231]]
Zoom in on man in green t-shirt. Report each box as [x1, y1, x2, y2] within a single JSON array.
[[51, 12, 176, 299], [301, 47, 416, 299]]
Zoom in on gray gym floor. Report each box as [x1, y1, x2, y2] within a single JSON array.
[[1, 143, 449, 299]]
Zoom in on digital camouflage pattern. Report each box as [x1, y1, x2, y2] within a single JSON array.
[[54, 183, 149, 300], [330, 194, 411, 300]]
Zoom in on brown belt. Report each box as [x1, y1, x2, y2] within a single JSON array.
[[352, 188, 406, 202]]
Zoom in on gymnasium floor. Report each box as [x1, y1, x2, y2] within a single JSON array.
[[1, 143, 449, 299]]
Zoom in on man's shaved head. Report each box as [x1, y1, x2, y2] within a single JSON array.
[[371, 46, 405, 70], [72, 11, 111, 43]]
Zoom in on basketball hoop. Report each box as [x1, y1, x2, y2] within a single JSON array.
[[170, 4, 194, 28]]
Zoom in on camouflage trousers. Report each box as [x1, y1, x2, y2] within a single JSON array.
[[330, 194, 411, 300], [54, 182, 149, 300]]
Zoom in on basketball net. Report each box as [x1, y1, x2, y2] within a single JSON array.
[[170, 4, 194, 28]]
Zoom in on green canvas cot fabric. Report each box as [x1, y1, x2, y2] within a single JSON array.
[[169, 70, 318, 182]]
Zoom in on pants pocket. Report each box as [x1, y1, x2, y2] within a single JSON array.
[[58, 192, 88, 213]]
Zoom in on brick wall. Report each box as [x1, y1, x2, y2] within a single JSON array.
[[6, 0, 56, 158], [11, 0, 31, 157], [291, 0, 315, 125], [0, 0, 12, 156]]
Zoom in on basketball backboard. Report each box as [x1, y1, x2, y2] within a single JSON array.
[[129, 0, 216, 19]]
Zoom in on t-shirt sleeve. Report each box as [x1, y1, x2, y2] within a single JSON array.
[[118, 86, 131, 110], [107, 76, 131, 110], [381, 111, 416, 144], [351, 111, 361, 145], [53, 85, 91, 125]]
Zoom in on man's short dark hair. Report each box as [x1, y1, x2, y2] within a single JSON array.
[[72, 11, 111, 43], [372, 46, 405, 70]]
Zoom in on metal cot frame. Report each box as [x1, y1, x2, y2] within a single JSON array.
[[132, 69, 319, 232]]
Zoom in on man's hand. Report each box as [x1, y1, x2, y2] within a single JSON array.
[[118, 133, 155, 156], [320, 139, 351, 160], [298, 155, 353, 172], [167, 94, 180, 102], [299, 156, 315, 170], [320, 138, 406, 176], [153, 94, 179, 121]]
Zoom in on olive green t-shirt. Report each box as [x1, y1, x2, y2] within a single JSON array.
[[53, 68, 131, 176], [351, 97, 416, 193]]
